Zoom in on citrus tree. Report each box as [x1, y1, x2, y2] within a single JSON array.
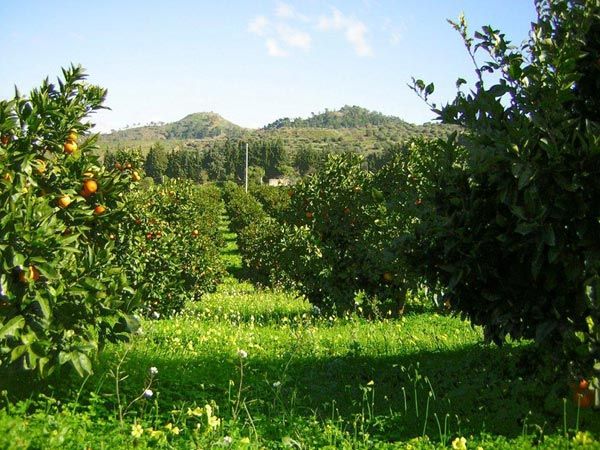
[[115, 179, 225, 317], [409, 0, 600, 378], [0, 66, 141, 378]]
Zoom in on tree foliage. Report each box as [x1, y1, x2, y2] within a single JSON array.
[[408, 0, 600, 375]]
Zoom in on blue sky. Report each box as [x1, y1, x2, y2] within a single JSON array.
[[0, 1, 536, 132]]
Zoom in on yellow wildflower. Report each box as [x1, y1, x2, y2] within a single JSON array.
[[186, 406, 204, 417], [573, 431, 594, 446], [452, 437, 467, 450], [131, 423, 144, 438], [208, 415, 221, 429]]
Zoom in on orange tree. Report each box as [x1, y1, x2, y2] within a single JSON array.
[[235, 154, 410, 314], [0, 66, 140, 378], [115, 179, 225, 317], [407, 0, 600, 378], [280, 154, 410, 314]]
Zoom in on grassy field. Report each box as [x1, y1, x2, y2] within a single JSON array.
[[0, 220, 598, 449]]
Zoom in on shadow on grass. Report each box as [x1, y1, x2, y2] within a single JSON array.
[[225, 264, 245, 280], [4, 341, 595, 442]]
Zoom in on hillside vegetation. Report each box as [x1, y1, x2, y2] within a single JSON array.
[[98, 106, 460, 180], [100, 112, 245, 144]]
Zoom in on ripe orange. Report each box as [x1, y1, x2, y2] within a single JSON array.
[[19, 265, 40, 283], [115, 162, 123, 171], [58, 195, 72, 208], [192, 229, 199, 237], [132, 171, 141, 182], [0, 135, 9, 146], [579, 379, 589, 390], [573, 388, 594, 409], [383, 272, 393, 282], [415, 198, 423, 206], [64, 140, 78, 154], [306, 211, 314, 219], [67, 130, 78, 142], [125, 162, 132, 169], [81, 179, 98, 197], [94, 205, 106, 215]]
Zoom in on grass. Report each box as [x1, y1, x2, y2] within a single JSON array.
[[0, 217, 598, 449]]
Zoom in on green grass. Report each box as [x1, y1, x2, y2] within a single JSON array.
[[0, 218, 598, 449]]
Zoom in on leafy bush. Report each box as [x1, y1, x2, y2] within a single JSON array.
[[249, 185, 291, 219], [0, 66, 140, 378], [223, 183, 267, 235], [115, 179, 225, 317], [408, 0, 600, 376], [243, 154, 408, 314], [236, 217, 285, 286]]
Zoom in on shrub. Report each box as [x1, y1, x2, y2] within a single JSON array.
[[115, 179, 225, 317], [273, 154, 408, 313], [249, 184, 291, 220], [223, 184, 267, 235], [409, 0, 600, 376], [0, 66, 140, 378]]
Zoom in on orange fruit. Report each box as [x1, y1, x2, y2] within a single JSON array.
[[67, 130, 78, 141], [58, 195, 72, 208], [192, 229, 199, 237], [19, 265, 40, 283], [132, 171, 141, 182], [125, 162, 132, 169], [306, 211, 314, 219], [0, 135, 10, 146], [94, 205, 106, 215], [573, 389, 594, 409], [383, 272, 393, 283], [81, 179, 98, 197], [64, 140, 78, 154], [343, 207, 350, 214], [579, 379, 589, 390], [114, 162, 123, 171]]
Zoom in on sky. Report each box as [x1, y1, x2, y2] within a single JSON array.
[[0, 1, 537, 133]]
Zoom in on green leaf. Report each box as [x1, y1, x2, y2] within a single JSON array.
[[0, 315, 25, 340], [456, 78, 467, 88], [10, 345, 27, 362], [35, 294, 52, 320]]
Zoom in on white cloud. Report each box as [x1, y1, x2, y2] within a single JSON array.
[[276, 24, 311, 50], [266, 39, 288, 57], [276, 2, 295, 19], [276, 2, 309, 22], [248, 15, 269, 36], [317, 8, 373, 56]]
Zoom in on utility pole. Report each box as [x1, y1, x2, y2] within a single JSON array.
[[245, 142, 249, 193]]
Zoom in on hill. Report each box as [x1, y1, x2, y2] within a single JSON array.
[[263, 105, 409, 130], [98, 106, 460, 158], [101, 112, 245, 143]]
